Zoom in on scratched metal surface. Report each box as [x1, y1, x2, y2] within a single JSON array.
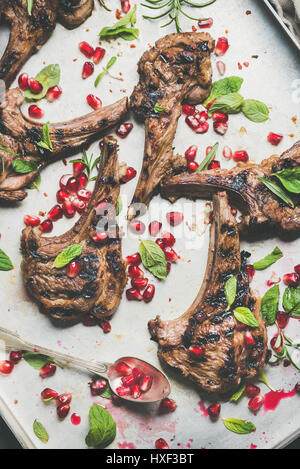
[[0, 0, 299, 449]]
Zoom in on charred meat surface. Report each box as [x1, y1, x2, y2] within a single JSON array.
[[128, 32, 214, 219], [21, 136, 127, 327], [0, 0, 94, 88], [149, 192, 267, 394], [0, 88, 128, 202], [162, 141, 300, 237]]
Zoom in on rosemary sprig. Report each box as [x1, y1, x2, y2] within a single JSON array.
[[0, 140, 19, 157], [70, 151, 100, 182], [98, 0, 111, 12], [142, 0, 216, 32]]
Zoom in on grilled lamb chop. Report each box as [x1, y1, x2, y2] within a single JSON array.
[[0, 88, 128, 202], [21, 136, 127, 327], [0, 0, 94, 88], [149, 192, 267, 394], [162, 141, 300, 237], [128, 32, 214, 219]]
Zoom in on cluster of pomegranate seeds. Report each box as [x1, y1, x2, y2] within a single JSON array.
[[283, 265, 300, 287], [116, 122, 133, 139], [155, 438, 169, 449], [207, 403, 221, 421], [126, 263, 156, 303], [87, 94, 102, 110], [215, 37, 229, 56], [41, 388, 72, 419], [24, 215, 41, 227], [198, 17, 213, 29], [121, 0, 131, 13], [89, 378, 107, 396], [183, 102, 230, 137], [40, 362, 57, 379], [267, 132, 283, 146], [115, 361, 153, 399]]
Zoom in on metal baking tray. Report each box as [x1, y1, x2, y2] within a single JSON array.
[[264, 0, 300, 51]]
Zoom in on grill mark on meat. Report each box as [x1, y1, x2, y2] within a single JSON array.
[[21, 137, 127, 327], [162, 141, 300, 237], [127, 32, 214, 219], [148, 192, 267, 394]]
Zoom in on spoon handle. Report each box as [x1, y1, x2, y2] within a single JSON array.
[[0, 326, 109, 378]]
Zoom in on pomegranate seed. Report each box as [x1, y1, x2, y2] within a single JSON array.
[[0, 360, 14, 375], [112, 394, 123, 406], [77, 173, 88, 190], [216, 60, 226, 76], [28, 78, 43, 94], [155, 438, 169, 449], [198, 17, 213, 28], [99, 320, 111, 333], [46, 86, 62, 102], [72, 197, 86, 214], [9, 351, 23, 364], [82, 61, 94, 79], [126, 253, 141, 266], [248, 395, 264, 412], [233, 150, 249, 163], [206, 146, 213, 156], [195, 110, 208, 123], [56, 189, 70, 204], [40, 219, 53, 233], [185, 145, 198, 161], [41, 388, 58, 401], [162, 231, 176, 247], [128, 266, 144, 278], [93, 47, 106, 64], [66, 176, 79, 193], [163, 247, 178, 263], [92, 232, 108, 244], [116, 123, 133, 138], [82, 314, 97, 327], [62, 200, 76, 219], [40, 363, 56, 378], [48, 204, 63, 222], [131, 277, 148, 290], [213, 122, 228, 135], [271, 335, 283, 354], [212, 112, 228, 123], [208, 403, 221, 421], [129, 220, 146, 235], [121, 374, 135, 386], [156, 238, 165, 250], [283, 273, 299, 287], [143, 284, 155, 303], [215, 37, 229, 56], [267, 132, 283, 146], [182, 104, 195, 116], [24, 215, 40, 227], [222, 145, 233, 160], [186, 114, 201, 130], [132, 368, 144, 382], [77, 189, 91, 203], [126, 288, 143, 301], [57, 393, 72, 405], [246, 265, 256, 281], [132, 384, 141, 399], [116, 386, 132, 397], [116, 361, 132, 376], [166, 212, 184, 227], [295, 264, 300, 275], [89, 378, 107, 396], [149, 221, 162, 236], [245, 384, 260, 398], [28, 104, 44, 119], [59, 174, 72, 191], [188, 160, 199, 173], [73, 161, 86, 177], [295, 382, 300, 395], [276, 311, 289, 329], [189, 345, 205, 360], [18, 73, 29, 91], [121, 0, 131, 14], [159, 398, 177, 413], [87, 94, 102, 110], [140, 375, 153, 393], [244, 331, 255, 347], [195, 122, 209, 134], [208, 160, 220, 170], [79, 41, 94, 58], [66, 260, 80, 278], [121, 167, 137, 183], [57, 404, 70, 419]]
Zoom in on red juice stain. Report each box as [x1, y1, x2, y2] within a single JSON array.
[[264, 389, 296, 413], [118, 442, 136, 449], [198, 401, 209, 418], [71, 413, 81, 426], [250, 444, 257, 449]]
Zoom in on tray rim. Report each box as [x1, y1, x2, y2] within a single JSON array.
[[263, 0, 300, 51]]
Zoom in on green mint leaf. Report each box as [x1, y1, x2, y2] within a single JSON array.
[[99, 6, 139, 41], [33, 420, 49, 444], [258, 177, 294, 208], [283, 286, 300, 317], [106, 57, 117, 69], [261, 284, 280, 326], [53, 244, 83, 269], [12, 159, 38, 174], [253, 246, 283, 271], [99, 384, 113, 400], [23, 353, 54, 370], [223, 418, 256, 434], [38, 122, 53, 152], [116, 197, 123, 216], [85, 404, 116, 448], [257, 370, 276, 392], [242, 99, 269, 123], [204, 76, 244, 106], [0, 248, 13, 271], [224, 276, 237, 311], [272, 168, 300, 194], [229, 385, 246, 403], [139, 240, 167, 280], [196, 142, 219, 172], [233, 307, 259, 328], [154, 103, 166, 113], [209, 92, 244, 115], [27, 0, 34, 16], [24, 64, 61, 101], [95, 72, 105, 87], [28, 173, 41, 191]]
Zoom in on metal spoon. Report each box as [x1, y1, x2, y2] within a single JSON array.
[[0, 326, 170, 404]]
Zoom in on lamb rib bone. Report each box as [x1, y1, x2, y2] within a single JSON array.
[[149, 192, 268, 394], [127, 32, 215, 220], [0, 88, 128, 202], [21, 136, 127, 327]]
